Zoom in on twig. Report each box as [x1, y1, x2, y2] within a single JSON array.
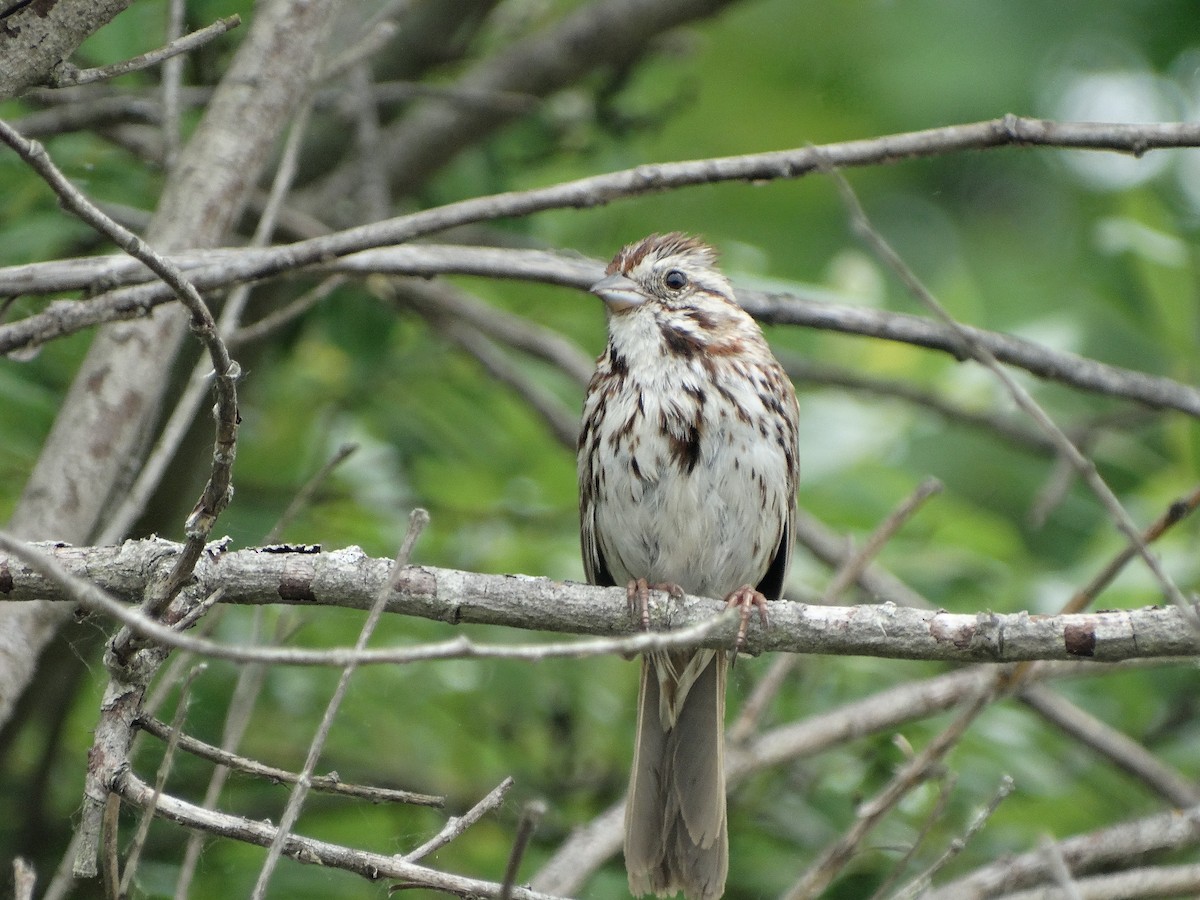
[[438, 318, 581, 449], [924, 803, 1200, 899], [1001, 483, 1200, 691], [402, 778, 512, 862], [782, 356, 1058, 453], [731, 478, 941, 744], [782, 686, 997, 899], [250, 509, 431, 898], [99, 92, 319, 544], [392, 275, 596, 385], [824, 162, 1196, 629], [822, 476, 943, 604], [349, 62, 391, 223], [867, 772, 957, 900], [322, 22, 400, 82], [112, 771, 561, 898], [227, 275, 347, 347], [531, 660, 1180, 896], [101, 794, 121, 899], [160, 0, 187, 171], [8, 238, 1196, 423], [0, 119, 241, 632], [13, 857, 36, 900], [172, 610, 267, 900], [995, 863, 1200, 900], [500, 800, 546, 900], [13, 92, 249, 870], [177, 443, 362, 896], [890, 775, 1015, 900], [1040, 834, 1085, 900], [263, 443, 359, 543], [2, 116, 1199, 415], [118, 664, 205, 896], [1019, 684, 1200, 807], [46, 17, 242, 88], [136, 715, 443, 806], [793, 508, 933, 610], [41, 830, 84, 900]]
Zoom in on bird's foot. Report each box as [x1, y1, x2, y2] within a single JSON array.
[[626, 578, 686, 631], [724, 585, 770, 653]]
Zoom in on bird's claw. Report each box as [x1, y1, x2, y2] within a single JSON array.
[[626, 578, 685, 631], [724, 585, 770, 654]]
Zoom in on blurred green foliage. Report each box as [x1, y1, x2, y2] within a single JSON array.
[[1, 0, 1199, 897]]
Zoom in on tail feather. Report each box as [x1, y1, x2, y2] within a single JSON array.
[[625, 651, 728, 900]]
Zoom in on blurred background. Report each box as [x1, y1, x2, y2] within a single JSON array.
[[1, 0, 1199, 896]]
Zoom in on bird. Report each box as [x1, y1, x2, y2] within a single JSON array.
[[578, 233, 800, 899]]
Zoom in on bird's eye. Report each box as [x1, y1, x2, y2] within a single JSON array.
[[664, 269, 688, 290]]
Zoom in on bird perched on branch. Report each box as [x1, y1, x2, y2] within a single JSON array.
[[578, 233, 800, 899]]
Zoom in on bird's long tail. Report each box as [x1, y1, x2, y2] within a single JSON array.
[[625, 649, 728, 900]]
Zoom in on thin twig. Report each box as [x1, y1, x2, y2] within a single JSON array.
[[136, 715, 443, 807], [160, 0, 187, 172], [868, 773, 957, 900], [924, 802, 1200, 899], [402, 778, 512, 862], [118, 664, 205, 896], [1001, 483, 1200, 691], [822, 476, 943, 605], [250, 509, 432, 897], [392, 274, 595, 385], [890, 775, 1015, 900], [172, 610, 267, 900], [41, 830, 84, 900], [263, 443, 359, 544], [731, 479, 941, 744], [782, 686, 996, 899], [438, 318, 581, 449], [101, 794, 121, 900], [99, 96, 319, 545], [500, 800, 546, 900], [823, 162, 1196, 629], [111, 771, 560, 898], [227, 275, 347, 346], [1019, 684, 1200, 807], [0, 119, 241, 634], [177, 442, 362, 895], [46, 17, 242, 87], [994, 863, 1200, 900]]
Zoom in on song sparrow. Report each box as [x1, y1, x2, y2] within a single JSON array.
[[578, 233, 800, 899]]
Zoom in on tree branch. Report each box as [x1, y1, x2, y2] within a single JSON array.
[[925, 805, 1200, 899], [114, 771, 562, 899], [2, 538, 1197, 664], [45, 15, 241, 87]]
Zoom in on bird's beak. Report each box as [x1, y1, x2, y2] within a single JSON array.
[[589, 272, 646, 313]]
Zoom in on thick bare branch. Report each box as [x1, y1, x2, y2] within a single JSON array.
[[2, 538, 1197, 664]]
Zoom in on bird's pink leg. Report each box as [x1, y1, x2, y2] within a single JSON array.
[[626, 578, 686, 631], [724, 584, 770, 652]]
